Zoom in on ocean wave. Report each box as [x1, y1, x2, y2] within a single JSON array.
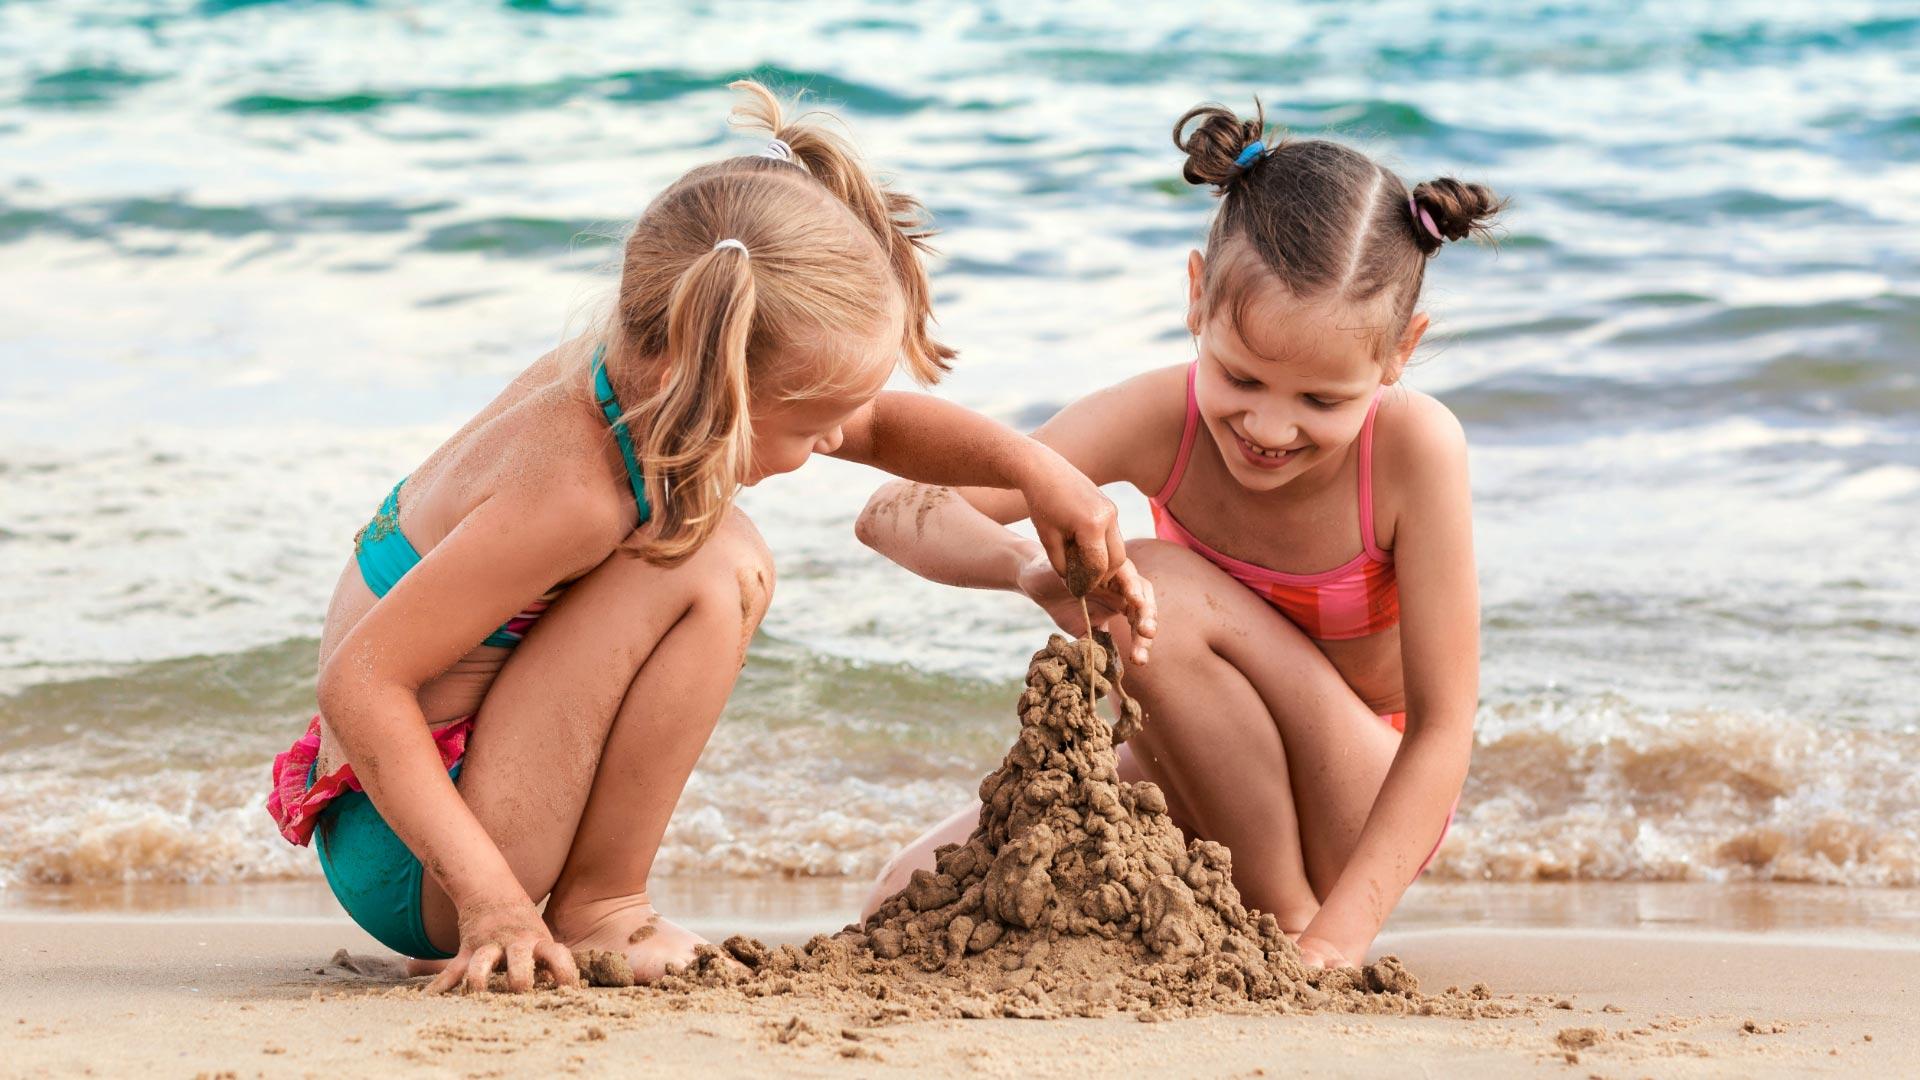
[[1433, 703, 1920, 887], [20, 64, 161, 109], [220, 65, 929, 119], [3, 652, 1915, 889]]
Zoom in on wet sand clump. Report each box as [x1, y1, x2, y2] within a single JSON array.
[[656, 634, 1473, 1021]]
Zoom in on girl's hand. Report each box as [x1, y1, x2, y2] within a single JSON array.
[[1295, 933, 1359, 971], [1017, 550, 1157, 665], [1016, 452, 1129, 595], [426, 893, 579, 994]]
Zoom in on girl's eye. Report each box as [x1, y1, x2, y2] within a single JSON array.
[[1304, 395, 1342, 409], [1225, 372, 1260, 390]]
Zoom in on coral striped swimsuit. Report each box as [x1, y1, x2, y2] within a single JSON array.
[[1149, 362, 1404, 725]]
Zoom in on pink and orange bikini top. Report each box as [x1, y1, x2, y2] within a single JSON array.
[[1148, 362, 1400, 642]]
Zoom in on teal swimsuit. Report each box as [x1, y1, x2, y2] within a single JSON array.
[[307, 345, 651, 959]]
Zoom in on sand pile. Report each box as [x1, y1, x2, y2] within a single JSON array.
[[635, 633, 1471, 1021]]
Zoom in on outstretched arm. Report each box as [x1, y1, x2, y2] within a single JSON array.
[[850, 370, 1184, 662], [835, 390, 1127, 585], [1297, 401, 1479, 968]]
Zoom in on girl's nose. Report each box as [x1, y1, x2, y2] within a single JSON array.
[[1243, 413, 1297, 449], [815, 427, 845, 455]]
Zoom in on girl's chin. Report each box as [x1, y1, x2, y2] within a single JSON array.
[[1224, 459, 1299, 489]]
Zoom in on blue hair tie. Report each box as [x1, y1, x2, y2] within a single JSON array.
[[1235, 140, 1266, 168]]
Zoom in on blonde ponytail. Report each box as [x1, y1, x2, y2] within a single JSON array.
[[623, 245, 756, 564], [728, 80, 954, 383], [604, 79, 952, 564]]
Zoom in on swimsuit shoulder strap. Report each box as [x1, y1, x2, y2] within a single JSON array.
[[1151, 360, 1204, 505], [1357, 391, 1387, 561], [591, 344, 653, 525]]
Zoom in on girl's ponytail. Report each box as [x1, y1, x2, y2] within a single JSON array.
[[606, 80, 949, 565], [1407, 178, 1506, 256], [629, 242, 757, 565], [727, 80, 954, 384]]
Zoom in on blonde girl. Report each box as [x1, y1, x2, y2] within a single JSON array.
[[265, 82, 1133, 993]]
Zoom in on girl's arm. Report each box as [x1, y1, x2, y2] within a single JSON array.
[[850, 371, 1182, 661], [835, 389, 1136, 588], [316, 481, 623, 992], [1297, 399, 1480, 968]]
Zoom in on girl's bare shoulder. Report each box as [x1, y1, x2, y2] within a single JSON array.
[[413, 375, 636, 562], [1372, 386, 1467, 466], [1035, 362, 1193, 492], [1369, 386, 1470, 533]]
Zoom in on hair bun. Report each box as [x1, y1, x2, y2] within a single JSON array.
[[1408, 178, 1507, 255], [1174, 100, 1268, 192]]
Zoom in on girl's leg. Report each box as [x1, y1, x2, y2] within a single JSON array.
[[415, 509, 774, 979], [1106, 539, 1401, 925]]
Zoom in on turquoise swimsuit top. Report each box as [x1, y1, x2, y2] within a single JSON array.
[[352, 345, 652, 648]]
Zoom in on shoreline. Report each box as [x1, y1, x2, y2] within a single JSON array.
[[4, 907, 1915, 1077], [9, 877, 1920, 940]]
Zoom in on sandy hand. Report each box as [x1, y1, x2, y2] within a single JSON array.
[[544, 892, 709, 983], [1019, 550, 1156, 665], [426, 893, 579, 994], [1017, 449, 1127, 590]]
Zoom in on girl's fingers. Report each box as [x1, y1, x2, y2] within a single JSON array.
[[505, 941, 536, 994], [1073, 525, 1112, 583], [1101, 520, 1128, 587], [1104, 564, 1156, 664], [536, 940, 580, 989], [463, 943, 503, 994], [1128, 576, 1157, 664], [424, 954, 469, 995], [1038, 528, 1068, 581]]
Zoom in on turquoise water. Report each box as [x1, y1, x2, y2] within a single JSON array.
[[2, 1, 1917, 891]]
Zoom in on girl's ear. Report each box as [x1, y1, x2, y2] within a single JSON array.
[[1385, 311, 1429, 385], [1185, 250, 1206, 337]]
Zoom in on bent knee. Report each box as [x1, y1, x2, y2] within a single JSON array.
[[688, 509, 775, 647], [1119, 538, 1320, 668], [1119, 539, 1239, 637], [1124, 537, 1222, 583]]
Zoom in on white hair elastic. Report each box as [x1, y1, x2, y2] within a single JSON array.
[[713, 238, 749, 256], [761, 138, 793, 162]]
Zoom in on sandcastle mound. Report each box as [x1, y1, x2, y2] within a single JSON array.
[[653, 633, 1461, 1020]]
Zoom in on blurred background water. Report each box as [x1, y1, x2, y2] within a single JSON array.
[[2, 0, 1916, 896]]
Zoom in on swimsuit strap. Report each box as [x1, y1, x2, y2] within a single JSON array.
[[590, 344, 653, 524], [1151, 361, 1203, 504], [1357, 391, 1386, 561]]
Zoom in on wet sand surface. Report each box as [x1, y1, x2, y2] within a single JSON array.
[[3, 911, 1914, 1078]]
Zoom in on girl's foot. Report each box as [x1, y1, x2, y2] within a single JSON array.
[[404, 958, 450, 979], [543, 891, 708, 983]]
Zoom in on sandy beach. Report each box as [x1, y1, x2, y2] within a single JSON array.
[[4, 883, 1916, 1078], [6, 3, 1919, 1078]]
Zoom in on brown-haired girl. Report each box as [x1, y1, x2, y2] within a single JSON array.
[[857, 99, 1504, 969], [264, 81, 1142, 993]]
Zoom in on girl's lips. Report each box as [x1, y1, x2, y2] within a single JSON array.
[[1233, 431, 1301, 470]]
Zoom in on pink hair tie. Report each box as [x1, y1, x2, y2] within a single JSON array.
[[1409, 195, 1444, 243]]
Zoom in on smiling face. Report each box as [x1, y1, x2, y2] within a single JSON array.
[[1186, 249, 1427, 493]]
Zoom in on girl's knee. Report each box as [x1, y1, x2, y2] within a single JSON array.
[[692, 509, 775, 628]]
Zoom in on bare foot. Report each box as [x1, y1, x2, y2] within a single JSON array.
[[543, 891, 707, 983], [404, 957, 451, 979]]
